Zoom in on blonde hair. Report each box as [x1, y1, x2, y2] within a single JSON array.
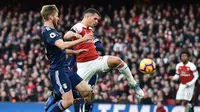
[[40, 4, 58, 21]]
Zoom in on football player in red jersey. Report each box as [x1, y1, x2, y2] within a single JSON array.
[[64, 7, 144, 100], [173, 50, 199, 112]]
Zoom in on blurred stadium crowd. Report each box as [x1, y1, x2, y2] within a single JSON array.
[[0, 4, 200, 105]]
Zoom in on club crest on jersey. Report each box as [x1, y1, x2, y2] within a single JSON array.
[[50, 32, 56, 38]]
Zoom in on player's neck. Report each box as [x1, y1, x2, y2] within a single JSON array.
[[81, 20, 89, 28], [44, 21, 55, 29], [182, 61, 188, 65]]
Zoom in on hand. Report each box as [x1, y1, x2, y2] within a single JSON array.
[[82, 33, 93, 41], [74, 49, 88, 55], [73, 33, 82, 39]]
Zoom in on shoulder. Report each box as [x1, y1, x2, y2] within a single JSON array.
[[45, 26, 52, 31], [176, 62, 182, 69], [43, 27, 58, 38], [43, 26, 53, 33], [188, 62, 196, 68], [71, 23, 84, 33], [188, 61, 195, 65]]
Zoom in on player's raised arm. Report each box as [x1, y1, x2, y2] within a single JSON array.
[[64, 23, 83, 40], [64, 31, 82, 40], [55, 33, 92, 50]]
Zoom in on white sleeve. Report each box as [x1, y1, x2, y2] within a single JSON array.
[[71, 23, 82, 33], [187, 63, 199, 86], [173, 74, 179, 80], [173, 64, 180, 80], [175, 64, 179, 75], [190, 62, 197, 71]]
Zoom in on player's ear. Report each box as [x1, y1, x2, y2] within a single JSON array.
[[85, 14, 91, 19], [49, 15, 53, 21]]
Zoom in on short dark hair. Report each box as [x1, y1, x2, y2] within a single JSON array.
[[84, 8, 101, 17], [180, 49, 190, 58]]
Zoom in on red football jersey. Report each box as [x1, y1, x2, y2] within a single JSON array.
[[176, 62, 196, 84], [71, 23, 99, 62]]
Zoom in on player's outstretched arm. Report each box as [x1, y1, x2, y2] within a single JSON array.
[[55, 34, 92, 50], [172, 74, 179, 80], [64, 31, 82, 40], [172, 64, 180, 81], [66, 49, 88, 55]]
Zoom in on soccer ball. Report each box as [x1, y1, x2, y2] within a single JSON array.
[[139, 58, 156, 74]]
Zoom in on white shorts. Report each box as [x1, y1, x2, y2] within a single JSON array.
[[176, 83, 195, 101], [77, 56, 110, 82]]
